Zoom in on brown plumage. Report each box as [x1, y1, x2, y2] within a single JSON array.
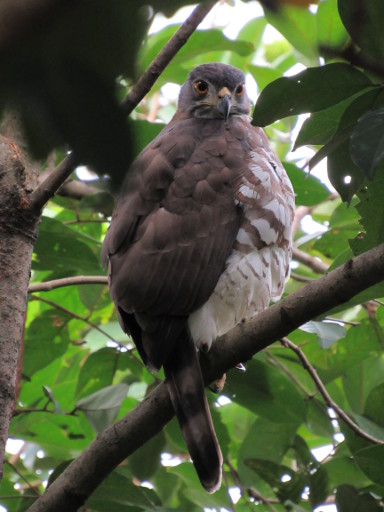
[[102, 63, 295, 493]]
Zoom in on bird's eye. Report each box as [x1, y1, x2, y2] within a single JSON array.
[[194, 80, 209, 95], [236, 84, 245, 96]]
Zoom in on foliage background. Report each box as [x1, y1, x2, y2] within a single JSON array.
[[1, 0, 384, 511]]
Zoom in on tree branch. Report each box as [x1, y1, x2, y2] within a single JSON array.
[[292, 247, 329, 274], [28, 275, 108, 293], [28, 243, 384, 512], [28, 1, 217, 213], [280, 337, 383, 445]]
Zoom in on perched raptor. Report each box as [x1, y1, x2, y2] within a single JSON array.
[[101, 63, 295, 493]]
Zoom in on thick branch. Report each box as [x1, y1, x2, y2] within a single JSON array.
[[0, 137, 40, 483], [29, 243, 384, 512], [29, 1, 217, 213]]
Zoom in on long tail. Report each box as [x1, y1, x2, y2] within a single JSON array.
[[163, 328, 222, 493]]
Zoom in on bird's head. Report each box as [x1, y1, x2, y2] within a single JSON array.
[[178, 63, 251, 121]]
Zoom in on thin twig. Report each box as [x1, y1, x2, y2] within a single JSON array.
[[29, 1, 217, 213], [264, 349, 311, 397], [290, 272, 315, 283], [121, 1, 216, 115], [28, 275, 108, 293], [30, 295, 119, 344], [292, 247, 329, 274], [5, 460, 41, 497], [280, 337, 384, 445], [324, 316, 359, 326]]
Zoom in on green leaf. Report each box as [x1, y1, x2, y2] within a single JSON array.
[[324, 455, 371, 489], [141, 26, 253, 78], [24, 310, 71, 377], [300, 320, 346, 349], [76, 383, 128, 432], [350, 166, 384, 255], [238, 417, 299, 486], [336, 484, 382, 512], [306, 399, 334, 437], [246, 458, 305, 504], [248, 64, 282, 92], [338, 0, 384, 59], [264, 4, 318, 61], [327, 137, 364, 202], [343, 356, 384, 416], [128, 431, 166, 481], [33, 216, 103, 275], [253, 64, 372, 126], [86, 468, 162, 510], [353, 445, 384, 487], [284, 162, 330, 206], [227, 359, 306, 424], [316, 0, 350, 49], [294, 96, 358, 149], [75, 348, 126, 398], [350, 107, 384, 180], [364, 383, 384, 428], [230, 17, 266, 69], [313, 200, 360, 260], [308, 465, 329, 508]]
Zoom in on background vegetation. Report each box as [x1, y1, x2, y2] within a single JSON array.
[[1, 0, 384, 510]]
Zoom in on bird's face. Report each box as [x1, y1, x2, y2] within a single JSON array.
[[178, 63, 251, 120]]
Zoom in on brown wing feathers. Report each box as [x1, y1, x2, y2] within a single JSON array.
[[102, 64, 274, 493], [103, 115, 244, 491]]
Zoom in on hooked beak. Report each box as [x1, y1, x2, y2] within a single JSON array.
[[217, 87, 232, 121]]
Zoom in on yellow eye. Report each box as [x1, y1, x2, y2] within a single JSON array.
[[236, 84, 245, 96], [194, 80, 209, 95]]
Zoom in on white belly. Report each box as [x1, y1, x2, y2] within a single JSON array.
[[188, 244, 290, 351]]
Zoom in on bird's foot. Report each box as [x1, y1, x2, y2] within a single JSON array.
[[210, 373, 226, 394]]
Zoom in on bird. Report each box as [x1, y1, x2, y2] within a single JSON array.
[[101, 62, 295, 493]]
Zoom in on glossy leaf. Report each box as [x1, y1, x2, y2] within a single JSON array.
[[350, 166, 384, 255], [76, 383, 129, 432], [285, 162, 330, 205], [33, 216, 103, 275], [336, 484, 382, 512], [353, 445, 384, 487], [23, 310, 71, 377], [227, 359, 306, 424], [350, 107, 384, 180], [338, 0, 384, 59], [253, 64, 372, 126], [85, 469, 162, 510]]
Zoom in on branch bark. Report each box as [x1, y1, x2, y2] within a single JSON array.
[[29, 1, 217, 213], [0, 137, 40, 482], [28, 243, 384, 512], [28, 275, 108, 293]]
